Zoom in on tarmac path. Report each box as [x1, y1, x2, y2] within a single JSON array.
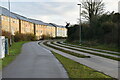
[[2, 41, 68, 78]]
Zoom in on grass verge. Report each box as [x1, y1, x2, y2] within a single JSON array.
[[42, 41, 90, 58], [0, 59, 2, 70], [2, 41, 29, 68], [52, 42, 120, 61], [57, 42, 120, 56], [51, 51, 116, 79], [65, 41, 119, 52]]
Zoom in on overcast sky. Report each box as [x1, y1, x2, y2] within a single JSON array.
[[0, 0, 119, 25]]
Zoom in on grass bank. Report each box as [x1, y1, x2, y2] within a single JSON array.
[[83, 43, 119, 52], [43, 41, 90, 58], [0, 59, 2, 70], [51, 51, 116, 79], [2, 41, 29, 68], [65, 41, 119, 52]]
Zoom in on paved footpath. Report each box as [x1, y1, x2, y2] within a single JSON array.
[[3, 42, 68, 78]]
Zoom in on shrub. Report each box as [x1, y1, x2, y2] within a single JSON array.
[[2, 30, 11, 39], [14, 32, 37, 42], [41, 34, 51, 40]]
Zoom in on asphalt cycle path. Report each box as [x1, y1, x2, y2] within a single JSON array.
[[3, 41, 68, 78]]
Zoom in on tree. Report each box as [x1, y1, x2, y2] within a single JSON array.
[[81, 0, 105, 24], [65, 22, 70, 28]]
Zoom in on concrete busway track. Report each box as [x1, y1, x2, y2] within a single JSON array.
[[3, 41, 68, 78], [60, 41, 119, 54], [54, 42, 119, 58], [40, 41, 119, 79]]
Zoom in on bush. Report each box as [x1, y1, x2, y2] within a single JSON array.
[[2, 30, 13, 45], [67, 25, 80, 42], [2, 30, 11, 39], [67, 13, 120, 47], [41, 34, 51, 40], [14, 32, 37, 42]]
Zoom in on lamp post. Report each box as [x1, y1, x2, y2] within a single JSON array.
[[77, 4, 82, 44], [0, 0, 2, 36], [0, 15, 1, 36], [8, 0, 12, 46]]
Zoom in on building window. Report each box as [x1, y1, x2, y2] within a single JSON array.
[[13, 21, 15, 23], [40, 30, 42, 33], [1, 17, 4, 20]]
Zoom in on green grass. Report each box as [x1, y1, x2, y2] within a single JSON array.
[[65, 41, 119, 52], [82, 43, 119, 52], [42, 41, 90, 58], [57, 42, 120, 56], [52, 42, 120, 61], [51, 51, 116, 79], [2, 41, 29, 68], [0, 59, 2, 70]]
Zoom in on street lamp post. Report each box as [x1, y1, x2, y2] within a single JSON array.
[[77, 4, 82, 44], [0, 0, 1, 35], [8, 0, 12, 46]]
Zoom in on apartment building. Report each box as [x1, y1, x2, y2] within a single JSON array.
[[50, 23, 67, 37], [0, 6, 67, 39], [30, 19, 56, 39], [14, 14, 34, 34], [0, 7, 19, 35], [30, 19, 45, 39], [45, 23, 56, 38]]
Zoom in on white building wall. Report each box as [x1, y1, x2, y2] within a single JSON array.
[[64, 28, 67, 37], [56, 27, 67, 37]]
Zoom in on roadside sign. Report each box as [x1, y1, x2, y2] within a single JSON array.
[[5, 38, 9, 55], [0, 36, 5, 59]]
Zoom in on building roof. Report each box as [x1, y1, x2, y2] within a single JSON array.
[[29, 19, 48, 25], [13, 13, 32, 22], [49, 23, 65, 28], [0, 6, 18, 19], [0, 6, 32, 22], [0, 6, 65, 27], [45, 23, 55, 27], [29, 19, 54, 27]]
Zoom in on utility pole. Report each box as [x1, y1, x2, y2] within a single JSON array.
[[0, 0, 2, 36], [0, 14, 2, 36], [8, 0, 12, 45], [77, 4, 82, 44]]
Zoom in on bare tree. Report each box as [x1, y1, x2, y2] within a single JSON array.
[[65, 22, 70, 28], [81, 0, 105, 23]]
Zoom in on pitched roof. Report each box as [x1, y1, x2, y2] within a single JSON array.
[[0, 6, 65, 27], [49, 23, 65, 28], [29, 19, 48, 25], [29, 19, 54, 27], [13, 13, 32, 22], [45, 23, 55, 27], [0, 6, 18, 19]]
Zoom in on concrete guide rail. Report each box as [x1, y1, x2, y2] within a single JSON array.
[[41, 41, 119, 79], [54, 42, 119, 58], [60, 41, 119, 54]]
